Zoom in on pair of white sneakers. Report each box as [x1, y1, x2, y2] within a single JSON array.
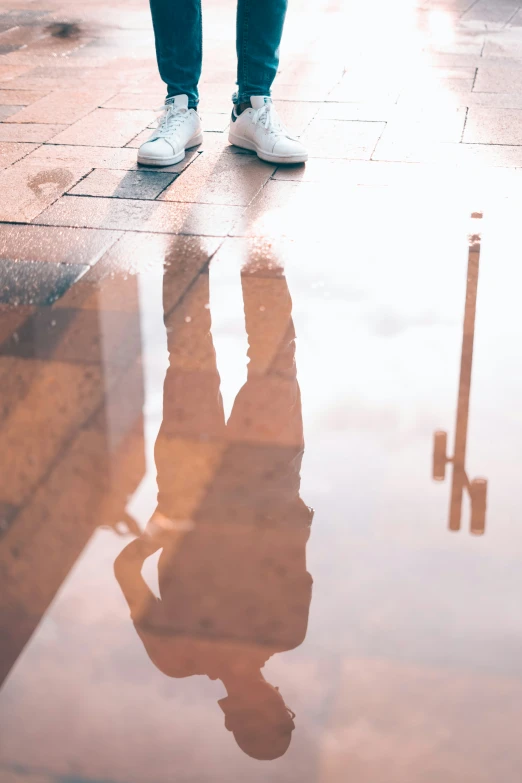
[[137, 94, 308, 167]]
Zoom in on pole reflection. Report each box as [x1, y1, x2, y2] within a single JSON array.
[[432, 212, 488, 535]]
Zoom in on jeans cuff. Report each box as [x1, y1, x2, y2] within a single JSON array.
[[165, 95, 198, 110], [233, 90, 272, 105]]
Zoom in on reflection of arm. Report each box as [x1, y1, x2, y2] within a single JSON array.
[[114, 537, 162, 623]]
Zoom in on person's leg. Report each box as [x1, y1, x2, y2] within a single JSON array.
[[234, 0, 288, 106], [229, 0, 307, 163], [149, 0, 203, 108]]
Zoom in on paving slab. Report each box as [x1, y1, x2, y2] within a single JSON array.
[[37, 195, 244, 235]]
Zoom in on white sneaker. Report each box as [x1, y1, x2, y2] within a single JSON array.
[[228, 96, 308, 164], [137, 94, 203, 167]]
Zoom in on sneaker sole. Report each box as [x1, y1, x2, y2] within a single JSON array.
[[137, 133, 204, 167], [228, 131, 308, 164]]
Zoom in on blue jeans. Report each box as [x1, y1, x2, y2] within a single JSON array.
[[149, 0, 289, 109]]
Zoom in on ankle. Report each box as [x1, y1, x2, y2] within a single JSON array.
[[236, 100, 252, 116]]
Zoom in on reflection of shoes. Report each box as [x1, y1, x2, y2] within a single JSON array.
[[228, 96, 308, 164], [137, 94, 203, 167]]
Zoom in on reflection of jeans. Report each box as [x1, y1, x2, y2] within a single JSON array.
[[155, 270, 306, 523], [149, 0, 289, 107], [149, 269, 312, 655]]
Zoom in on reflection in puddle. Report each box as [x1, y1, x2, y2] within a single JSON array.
[[0, 274, 146, 687], [432, 213, 487, 535], [115, 260, 313, 760]]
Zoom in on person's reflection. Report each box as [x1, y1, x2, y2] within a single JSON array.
[[115, 257, 313, 760]]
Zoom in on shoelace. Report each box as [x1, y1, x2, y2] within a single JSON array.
[[153, 104, 189, 138], [251, 103, 294, 138]]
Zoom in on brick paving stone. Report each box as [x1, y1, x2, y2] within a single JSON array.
[[0, 141, 38, 169], [25, 143, 143, 170], [49, 109, 154, 147], [159, 150, 275, 206], [272, 157, 354, 182], [230, 179, 348, 238], [0, 64, 32, 82], [0, 89, 49, 105], [55, 233, 221, 311], [0, 306, 141, 365], [461, 0, 520, 25], [37, 195, 244, 236], [102, 92, 164, 110], [200, 113, 231, 132], [4, 89, 118, 125], [301, 119, 386, 159], [0, 105, 22, 120], [372, 139, 522, 166], [462, 107, 522, 144], [0, 258, 88, 306], [124, 128, 153, 149], [0, 160, 90, 222], [474, 64, 522, 92], [0, 357, 105, 506], [0, 224, 121, 265], [68, 169, 177, 200], [0, 123, 66, 142]]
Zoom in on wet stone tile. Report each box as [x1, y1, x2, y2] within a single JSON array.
[[0, 160, 90, 222], [230, 179, 349, 238], [136, 150, 204, 177], [272, 157, 353, 182], [0, 104, 22, 120], [326, 76, 400, 103], [474, 64, 522, 93], [68, 168, 177, 200], [383, 107, 467, 144], [102, 92, 164, 110], [0, 89, 49, 105], [0, 123, 66, 142], [56, 233, 220, 312], [49, 109, 154, 148], [0, 306, 142, 367], [159, 149, 275, 206], [125, 128, 153, 148], [0, 10, 51, 29], [301, 119, 386, 159], [26, 143, 141, 170], [372, 139, 522, 167], [461, 0, 520, 26], [37, 195, 244, 236], [0, 303, 34, 344], [0, 356, 105, 506], [4, 69, 125, 92], [4, 89, 117, 126], [0, 224, 121, 265], [0, 23, 48, 54], [462, 107, 522, 145], [272, 83, 331, 102], [273, 101, 321, 135], [200, 112, 230, 132], [0, 44, 23, 55], [0, 64, 32, 82], [0, 141, 38, 169], [0, 259, 88, 306], [317, 102, 397, 122]]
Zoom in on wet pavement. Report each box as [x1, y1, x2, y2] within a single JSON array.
[[2, 0, 522, 780]]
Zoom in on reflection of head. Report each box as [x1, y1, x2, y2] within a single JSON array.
[[219, 681, 296, 760]]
